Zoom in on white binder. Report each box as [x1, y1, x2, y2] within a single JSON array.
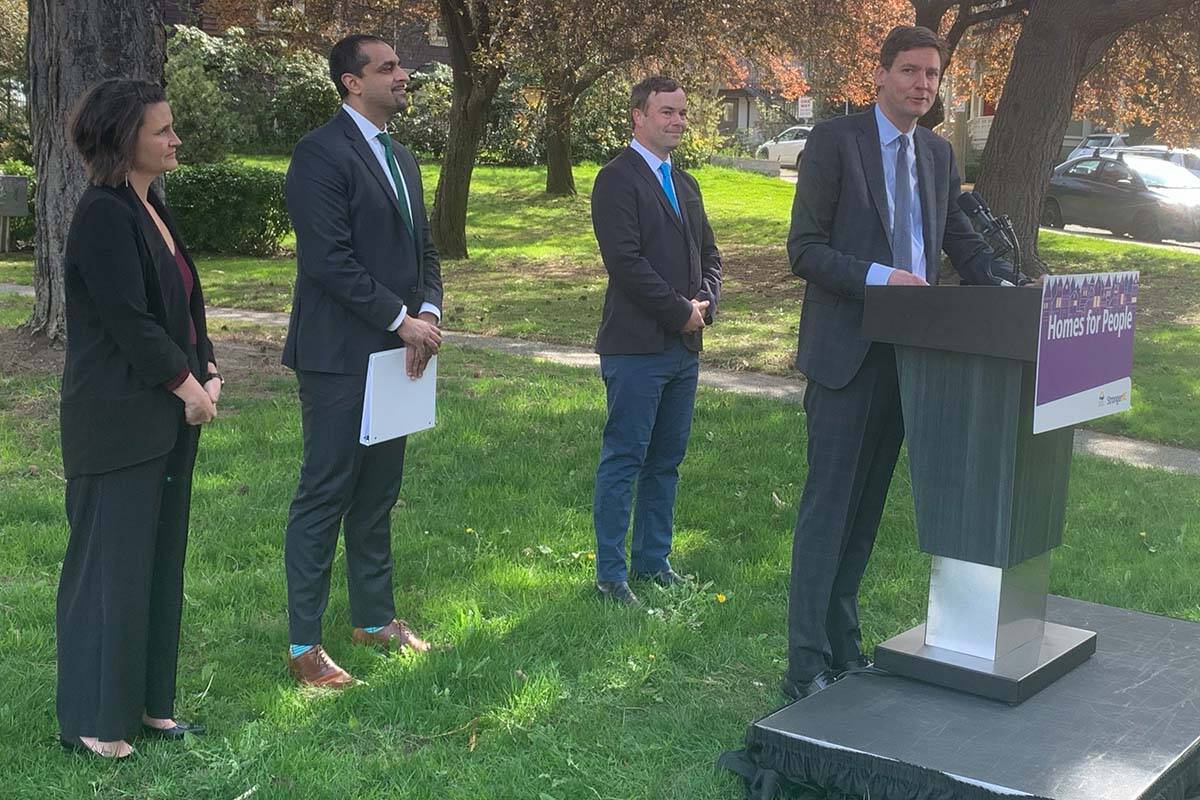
[[359, 350, 437, 446]]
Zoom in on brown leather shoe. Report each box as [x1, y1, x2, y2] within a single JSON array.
[[288, 645, 355, 688], [351, 618, 431, 653]]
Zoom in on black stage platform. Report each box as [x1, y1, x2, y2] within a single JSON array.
[[722, 598, 1200, 800]]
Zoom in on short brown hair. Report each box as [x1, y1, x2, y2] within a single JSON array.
[[879, 25, 948, 70], [70, 79, 167, 187], [630, 75, 682, 128]]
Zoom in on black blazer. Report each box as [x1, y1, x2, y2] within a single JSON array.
[[283, 110, 443, 375], [60, 185, 214, 478], [788, 108, 1015, 389], [591, 147, 722, 355]]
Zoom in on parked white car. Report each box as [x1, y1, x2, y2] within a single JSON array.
[[755, 125, 812, 169], [1065, 132, 1129, 162], [1121, 146, 1200, 177]]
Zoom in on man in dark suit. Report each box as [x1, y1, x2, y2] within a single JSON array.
[[783, 26, 1018, 699], [590, 76, 722, 606], [282, 34, 444, 687]]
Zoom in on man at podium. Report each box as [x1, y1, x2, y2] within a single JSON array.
[[782, 25, 1018, 700]]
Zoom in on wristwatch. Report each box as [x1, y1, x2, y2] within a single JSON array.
[[204, 371, 223, 384]]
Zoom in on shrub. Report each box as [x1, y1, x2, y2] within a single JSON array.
[[392, 63, 452, 158], [964, 146, 984, 184], [671, 89, 724, 170], [0, 157, 34, 248], [0, 114, 31, 163], [268, 48, 339, 152], [165, 163, 289, 255], [166, 25, 342, 156], [480, 77, 544, 166], [572, 74, 631, 164], [166, 50, 239, 164]]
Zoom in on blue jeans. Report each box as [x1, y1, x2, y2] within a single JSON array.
[[593, 339, 700, 582]]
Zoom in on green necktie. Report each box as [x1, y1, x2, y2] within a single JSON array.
[[375, 131, 414, 236]]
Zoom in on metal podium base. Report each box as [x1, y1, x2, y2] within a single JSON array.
[[875, 620, 1097, 704]]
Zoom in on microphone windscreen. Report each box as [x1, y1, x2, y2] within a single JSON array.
[[957, 192, 982, 216]]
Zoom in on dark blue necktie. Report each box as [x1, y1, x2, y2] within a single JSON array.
[[659, 162, 681, 217], [893, 134, 912, 272]]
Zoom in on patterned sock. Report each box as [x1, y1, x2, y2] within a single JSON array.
[[289, 644, 315, 658], [363, 626, 384, 634]]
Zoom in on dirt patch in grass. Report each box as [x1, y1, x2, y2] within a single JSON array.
[[1137, 270, 1200, 328], [0, 326, 64, 376], [0, 326, 291, 399], [720, 245, 805, 299]]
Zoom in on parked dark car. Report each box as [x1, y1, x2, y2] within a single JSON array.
[[1042, 154, 1200, 242]]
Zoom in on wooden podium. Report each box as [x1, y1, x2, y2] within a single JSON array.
[[863, 285, 1096, 704]]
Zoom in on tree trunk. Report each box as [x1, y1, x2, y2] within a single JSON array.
[[26, 0, 165, 343], [432, 0, 510, 260], [431, 66, 501, 259], [543, 89, 576, 196], [973, 0, 1193, 271]]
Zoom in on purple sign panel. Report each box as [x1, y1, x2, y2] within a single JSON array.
[[1033, 271, 1138, 434]]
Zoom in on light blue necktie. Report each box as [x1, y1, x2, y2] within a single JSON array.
[[659, 162, 681, 217], [892, 134, 912, 272]]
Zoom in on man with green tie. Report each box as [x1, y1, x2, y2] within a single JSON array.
[[281, 34, 443, 688]]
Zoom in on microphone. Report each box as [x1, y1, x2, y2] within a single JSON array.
[[957, 191, 1022, 283]]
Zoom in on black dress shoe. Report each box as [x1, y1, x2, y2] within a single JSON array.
[[596, 580, 641, 606], [833, 656, 873, 677], [59, 735, 135, 759], [629, 568, 688, 587], [780, 669, 839, 701], [141, 720, 206, 740]]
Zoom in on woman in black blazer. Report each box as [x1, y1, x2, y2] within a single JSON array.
[[56, 79, 221, 759]]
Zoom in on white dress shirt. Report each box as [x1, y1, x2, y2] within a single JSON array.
[[866, 104, 927, 286], [341, 103, 441, 329], [630, 137, 672, 175]]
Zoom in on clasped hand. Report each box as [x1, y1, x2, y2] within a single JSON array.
[[681, 299, 710, 334], [397, 311, 443, 378]]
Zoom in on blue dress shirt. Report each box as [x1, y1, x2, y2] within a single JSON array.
[[866, 104, 927, 286]]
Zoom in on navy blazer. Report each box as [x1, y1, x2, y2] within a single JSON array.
[[283, 109, 443, 375], [591, 147, 722, 355], [788, 108, 1014, 389], [60, 185, 214, 478]]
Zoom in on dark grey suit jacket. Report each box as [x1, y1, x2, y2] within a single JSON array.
[[591, 147, 722, 354], [788, 108, 1014, 389], [283, 109, 443, 375]]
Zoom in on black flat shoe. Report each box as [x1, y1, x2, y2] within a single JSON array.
[[141, 720, 206, 740], [59, 735, 135, 759]]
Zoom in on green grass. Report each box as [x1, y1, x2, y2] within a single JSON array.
[[1, 165, 1197, 446], [1, 302, 1199, 798]]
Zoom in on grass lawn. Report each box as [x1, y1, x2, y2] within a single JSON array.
[[0, 162, 1196, 447], [1, 294, 1199, 798]]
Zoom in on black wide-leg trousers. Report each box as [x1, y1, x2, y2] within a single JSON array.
[[56, 417, 200, 741], [786, 343, 905, 683]]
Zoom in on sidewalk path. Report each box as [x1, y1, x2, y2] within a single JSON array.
[[3, 283, 1197, 477]]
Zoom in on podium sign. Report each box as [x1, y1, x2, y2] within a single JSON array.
[[1033, 271, 1138, 434]]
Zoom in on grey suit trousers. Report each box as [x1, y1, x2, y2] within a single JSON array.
[[787, 342, 905, 681]]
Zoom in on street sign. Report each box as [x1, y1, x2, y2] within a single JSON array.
[[796, 96, 813, 119], [0, 175, 29, 217]]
